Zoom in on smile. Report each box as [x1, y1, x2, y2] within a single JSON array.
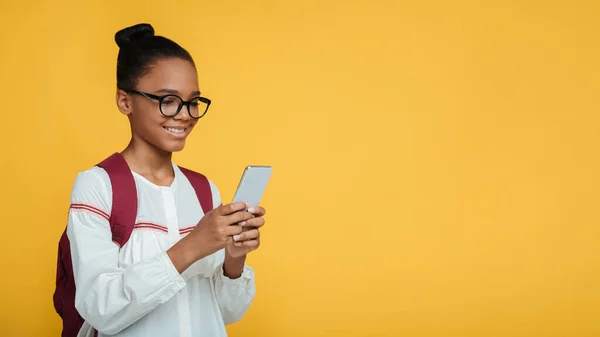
[[163, 127, 186, 134]]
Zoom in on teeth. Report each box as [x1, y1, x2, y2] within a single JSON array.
[[165, 127, 185, 134]]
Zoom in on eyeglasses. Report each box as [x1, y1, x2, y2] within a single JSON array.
[[128, 90, 211, 119]]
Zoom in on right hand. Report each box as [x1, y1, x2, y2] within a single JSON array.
[[185, 202, 255, 259]]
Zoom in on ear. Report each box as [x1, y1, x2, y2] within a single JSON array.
[[116, 89, 133, 115]]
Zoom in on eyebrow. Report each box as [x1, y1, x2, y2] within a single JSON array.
[[156, 88, 201, 96]]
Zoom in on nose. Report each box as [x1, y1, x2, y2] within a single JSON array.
[[173, 103, 192, 122]]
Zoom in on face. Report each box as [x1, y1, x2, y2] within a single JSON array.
[[117, 58, 201, 153]]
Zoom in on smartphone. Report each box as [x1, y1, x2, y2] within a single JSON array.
[[232, 165, 273, 207]]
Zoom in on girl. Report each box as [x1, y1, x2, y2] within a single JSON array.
[[66, 23, 265, 336]]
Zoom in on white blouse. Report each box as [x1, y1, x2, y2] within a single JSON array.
[[66, 163, 255, 337]]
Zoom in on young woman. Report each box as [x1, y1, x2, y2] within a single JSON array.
[[66, 23, 266, 336]]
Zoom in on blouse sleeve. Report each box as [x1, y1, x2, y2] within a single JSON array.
[[67, 168, 186, 335], [208, 181, 257, 324], [212, 257, 256, 324]]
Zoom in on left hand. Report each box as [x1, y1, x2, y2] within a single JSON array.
[[226, 205, 266, 258]]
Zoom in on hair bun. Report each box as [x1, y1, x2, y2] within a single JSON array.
[[115, 23, 155, 48]]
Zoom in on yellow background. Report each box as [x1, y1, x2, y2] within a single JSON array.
[[0, 0, 599, 336]]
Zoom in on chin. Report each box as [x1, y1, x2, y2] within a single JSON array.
[[162, 141, 186, 153], [150, 138, 186, 153]]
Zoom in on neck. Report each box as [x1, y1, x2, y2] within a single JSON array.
[[121, 136, 173, 178]]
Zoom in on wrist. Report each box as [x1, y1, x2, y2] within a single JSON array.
[[184, 234, 212, 261], [223, 253, 246, 279], [168, 236, 210, 274]]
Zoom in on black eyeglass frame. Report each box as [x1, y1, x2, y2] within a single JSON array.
[[128, 89, 212, 119]]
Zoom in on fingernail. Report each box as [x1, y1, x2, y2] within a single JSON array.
[[248, 207, 256, 213], [233, 234, 241, 241], [239, 221, 246, 226]]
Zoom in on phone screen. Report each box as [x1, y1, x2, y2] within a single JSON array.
[[232, 166, 272, 206]]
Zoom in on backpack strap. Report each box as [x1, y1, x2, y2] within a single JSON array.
[[95, 153, 212, 247], [96, 153, 138, 248], [178, 166, 213, 215]]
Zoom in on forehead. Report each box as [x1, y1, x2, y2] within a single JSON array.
[[137, 58, 199, 93]]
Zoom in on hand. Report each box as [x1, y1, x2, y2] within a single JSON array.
[[184, 202, 256, 260], [226, 205, 267, 258]]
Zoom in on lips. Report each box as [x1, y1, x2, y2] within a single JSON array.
[[163, 126, 186, 134], [162, 126, 192, 139]]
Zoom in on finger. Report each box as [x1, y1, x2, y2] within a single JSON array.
[[233, 239, 260, 249], [218, 202, 248, 216], [233, 229, 259, 242], [247, 205, 266, 216], [225, 211, 255, 226], [224, 224, 244, 236], [241, 216, 265, 228]]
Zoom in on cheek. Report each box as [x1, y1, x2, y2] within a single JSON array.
[[131, 107, 163, 132]]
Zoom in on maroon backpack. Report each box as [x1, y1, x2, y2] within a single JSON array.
[[53, 152, 213, 337]]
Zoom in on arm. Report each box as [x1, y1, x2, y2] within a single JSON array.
[[212, 250, 256, 324], [67, 169, 188, 335], [170, 180, 229, 280], [203, 182, 257, 324]]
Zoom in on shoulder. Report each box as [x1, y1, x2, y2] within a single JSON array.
[[70, 165, 112, 211], [208, 180, 222, 207], [174, 164, 222, 208]]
